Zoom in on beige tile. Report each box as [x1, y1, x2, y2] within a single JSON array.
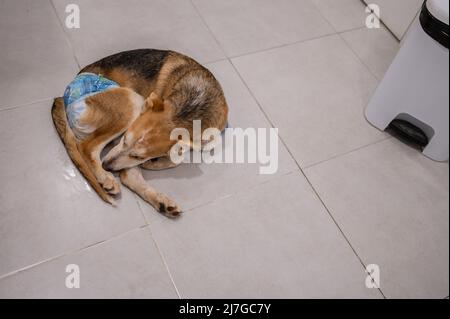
[[51, 0, 225, 66], [232, 34, 386, 168], [341, 26, 399, 80], [146, 172, 381, 298], [138, 60, 298, 216], [0, 102, 146, 277], [0, 228, 177, 298], [311, 0, 367, 32], [192, 0, 334, 57], [305, 139, 449, 298], [0, 0, 79, 109]]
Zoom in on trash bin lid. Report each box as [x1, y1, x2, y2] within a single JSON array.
[[420, 0, 449, 48], [427, 0, 449, 25]]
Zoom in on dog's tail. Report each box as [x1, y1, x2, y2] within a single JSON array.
[[51, 98, 115, 205]]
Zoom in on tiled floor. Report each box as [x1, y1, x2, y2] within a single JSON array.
[[0, 0, 448, 299]]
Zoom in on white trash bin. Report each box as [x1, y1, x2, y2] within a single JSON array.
[[366, 0, 449, 161]]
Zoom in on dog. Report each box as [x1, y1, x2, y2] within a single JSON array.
[[52, 49, 228, 217]]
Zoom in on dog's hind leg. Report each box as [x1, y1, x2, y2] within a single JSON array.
[[79, 133, 122, 195], [120, 167, 182, 218], [140, 156, 180, 171], [77, 88, 144, 195]]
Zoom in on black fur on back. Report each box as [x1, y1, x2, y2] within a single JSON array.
[[81, 49, 170, 81]]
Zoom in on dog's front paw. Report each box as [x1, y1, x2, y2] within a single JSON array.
[[100, 173, 121, 195], [155, 193, 182, 218]]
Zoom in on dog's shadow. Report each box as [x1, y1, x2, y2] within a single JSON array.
[[141, 162, 204, 181], [101, 142, 204, 182]]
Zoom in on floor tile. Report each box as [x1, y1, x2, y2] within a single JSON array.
[[363, 0, 422, 40], [305, 139, 449, 298], [0, 102, 146, 277], [0, 228, 177, 298], [138, 60, 298, 216], [341, 26, 399, 80], [232, 34, 386, 168], [0, 0, 79, 110], [311, 0, 367, 32], [192, 0, 334, 57], [51, 0, 225, 66], [146, 172, 381, 298]]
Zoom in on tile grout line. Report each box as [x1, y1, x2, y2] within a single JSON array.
[[0, 225, 149, 282], [189, 0, 228, 58], [310, 0, 382, 83], [190, 0, 335, 62], [202, 57, 229, 66], [338, 31, 383, 82], [132, 192, 151, 226], [226, 31, 337, 60], [0, 97, 54, 113], [132, 191, 182, 299], [183, 169, 300, 214], [145, 224, 182, 299], [339, 21, 401, 80], [48, 0, 81, 70], [355, 0, 400, 42], [303, 136, 393, 170], [205, 27, 366, 64]]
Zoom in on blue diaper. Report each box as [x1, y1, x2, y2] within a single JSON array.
[[63, 73, 119, 129]]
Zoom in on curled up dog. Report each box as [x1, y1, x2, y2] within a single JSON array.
[[52, 49, 228, 217]]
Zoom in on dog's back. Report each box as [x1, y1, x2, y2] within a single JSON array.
[[81, 49, 228, 133]]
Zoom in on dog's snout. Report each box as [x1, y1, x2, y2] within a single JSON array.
[[102, 159, 113, 171]]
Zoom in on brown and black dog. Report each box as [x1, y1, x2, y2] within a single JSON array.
[[52, 49, 228, 217]]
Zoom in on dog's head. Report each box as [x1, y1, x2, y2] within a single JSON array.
[[102, 93, 178, 171]]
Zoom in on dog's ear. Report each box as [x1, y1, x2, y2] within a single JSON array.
[[143, 92, 165, 113]]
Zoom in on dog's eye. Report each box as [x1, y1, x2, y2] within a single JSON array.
[[129, 154, 145, 160]]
